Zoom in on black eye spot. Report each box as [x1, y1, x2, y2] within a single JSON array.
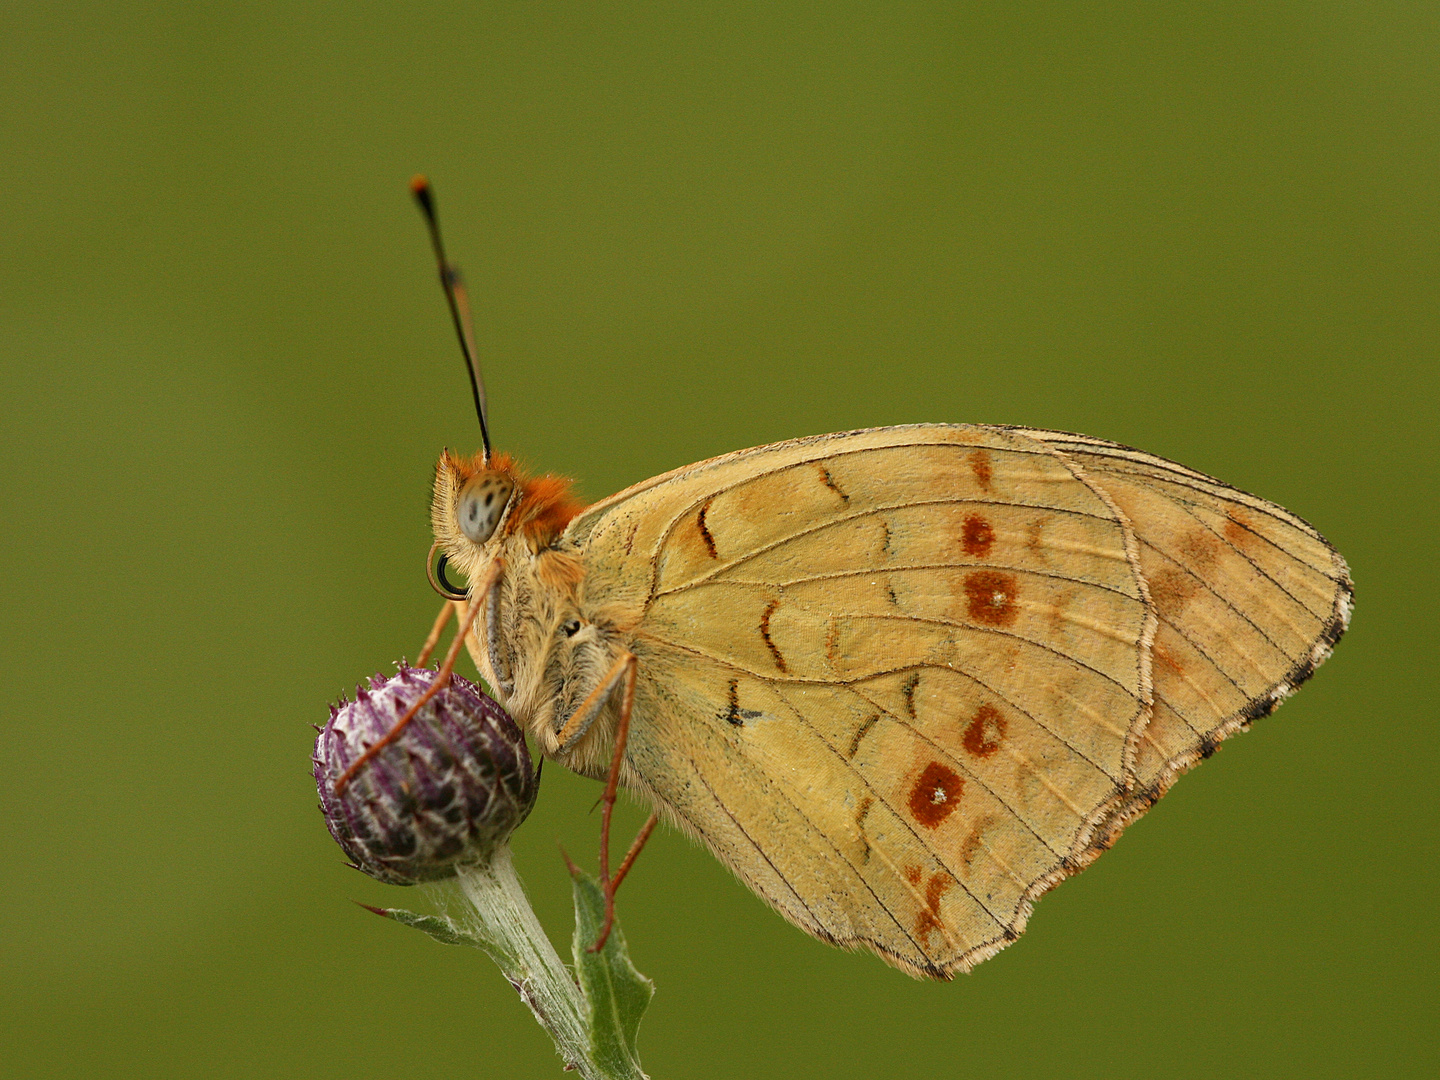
[[562, 619, 582, 638], [484, 492, 494, 506]]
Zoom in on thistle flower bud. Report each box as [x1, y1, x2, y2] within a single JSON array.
[[314, 664, 537, 885]]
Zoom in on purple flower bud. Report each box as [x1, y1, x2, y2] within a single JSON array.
[[314, 665, 537, 885]]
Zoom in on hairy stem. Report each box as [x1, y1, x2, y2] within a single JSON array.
[[453, 850, 595, 1075]]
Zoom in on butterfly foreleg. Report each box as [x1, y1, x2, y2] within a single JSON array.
[[554, 649, 635, 754], [335, 557, 505, 794]]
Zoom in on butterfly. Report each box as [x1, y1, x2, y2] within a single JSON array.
[[371, 179, 1352, 979]]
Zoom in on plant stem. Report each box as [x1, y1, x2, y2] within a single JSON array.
[[453, 849, 597, 1076]]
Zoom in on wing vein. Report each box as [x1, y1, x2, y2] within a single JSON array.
[[703, 764, 932, 955], [1079, 459, 1339, 569], [720, 560, 1136, 598], [1140, 540, 1304, 672], [652, 500, 1119, 601], [1135, 475, 1339, 619], [690, 770, 821, 924], [1153, 615, 1251, 707], [764, 688, 1017, 929], [840, 683, 1071, 857], [843, 613, 1142, 697]]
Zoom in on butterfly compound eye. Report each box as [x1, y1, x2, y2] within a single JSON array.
[[457, 473, 514, 544]]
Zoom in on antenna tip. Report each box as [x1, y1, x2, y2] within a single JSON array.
[[410, 174, 436, 216]]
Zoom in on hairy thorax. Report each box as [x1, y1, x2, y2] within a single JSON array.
[[463, 532, 628, 780]]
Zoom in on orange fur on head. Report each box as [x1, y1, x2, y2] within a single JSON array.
[[436, 449, 585, 548], [510, 472, 586, 545]]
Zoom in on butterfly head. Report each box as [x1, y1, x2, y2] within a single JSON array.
[[431, 449, 585, 582]]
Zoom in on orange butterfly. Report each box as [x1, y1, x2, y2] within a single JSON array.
[[347, 179, 1352, 979]]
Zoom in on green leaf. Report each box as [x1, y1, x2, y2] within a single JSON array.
[[570, 873, 653, 1080], [362, 904, 518, 969]]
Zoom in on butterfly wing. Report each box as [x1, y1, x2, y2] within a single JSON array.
[[1019, 429, 1352, 823], [565, 424, 1349, 977]]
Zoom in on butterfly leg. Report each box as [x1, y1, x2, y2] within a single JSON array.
[[556, 651, 660, 951], [595, 685, 661, 951], [554, 650, 635, 753], [606, 811, 659, 917], [416, 599, 457, 667], [335, 557, 505, 794], [593, 652, 635, 952]]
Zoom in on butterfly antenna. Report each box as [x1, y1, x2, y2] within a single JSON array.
[[410, 175, 491, 462]]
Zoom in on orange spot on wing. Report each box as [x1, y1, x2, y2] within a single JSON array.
[[909, 762, 963, 828], [1025, 517, 1045, 554], [959, 815, 997, 869], [905, 864, 923, 885], [915, 872, 955, 947], [1150, 566, 1200, 617], [961, 514, 995, 558], [962, 570, 1019, 626], [969, 449, 993, 491], [1178, 528, 1222, 572], [962, 704, 1007, 758], [1045, 588, 1074, 637], [1153, 641, 1185, 676], [1224, 509, 1256, 550]]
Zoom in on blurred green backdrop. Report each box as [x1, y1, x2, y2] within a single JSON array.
[[2, 3, 1435, 1077]]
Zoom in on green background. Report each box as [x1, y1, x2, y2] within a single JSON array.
[[2, 3, 1435, 1077]]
